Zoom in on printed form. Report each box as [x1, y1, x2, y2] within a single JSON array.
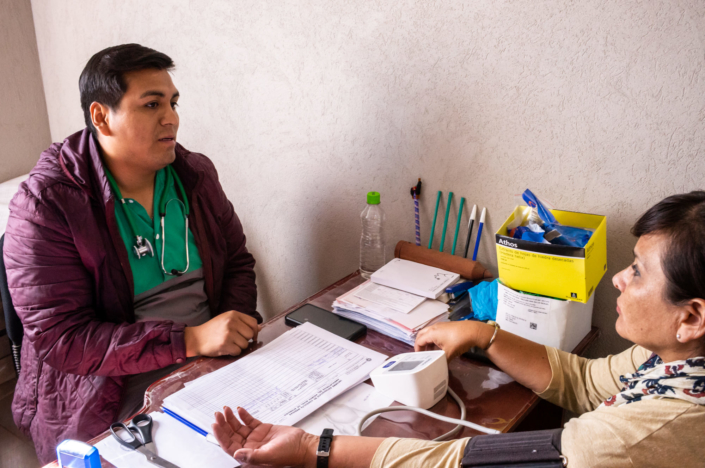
[[163, 322, 387, 434]]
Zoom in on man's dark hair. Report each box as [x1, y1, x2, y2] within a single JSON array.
[[79, 44, 174, 137], [632, 191, 705, 305]]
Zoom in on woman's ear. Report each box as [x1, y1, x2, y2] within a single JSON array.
[[677, 298, 705, 344], [90, 102, 112, 137]]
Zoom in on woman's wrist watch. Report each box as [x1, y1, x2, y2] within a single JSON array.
[[316, 428, 334, 468]]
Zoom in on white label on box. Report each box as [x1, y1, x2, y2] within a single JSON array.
[[496, 282, 595, 351], [497, 283, 551, 338]]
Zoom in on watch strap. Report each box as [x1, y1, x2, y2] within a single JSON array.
[[316, 428, 334, 468]]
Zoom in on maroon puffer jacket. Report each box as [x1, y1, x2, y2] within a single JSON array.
[[4, 129, 260, 464]]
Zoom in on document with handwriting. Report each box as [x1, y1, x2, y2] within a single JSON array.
[[163, 322, 387, 434]]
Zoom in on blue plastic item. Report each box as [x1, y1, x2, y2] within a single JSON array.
[[521, 189, 557, 225], [520, 189, 593, 248], [520, 230, 546, 244], [509, 225, 530, 239], [468, 279, 499, 321], [56, 440, 101, 468], [544, 223, 593, 248], [446, 281, 474, 299]]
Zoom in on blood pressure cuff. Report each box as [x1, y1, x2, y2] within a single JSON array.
[[461, 429, 565, 468]]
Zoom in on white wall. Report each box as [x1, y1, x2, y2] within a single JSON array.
[[0, 0, 50, 182], [30, 0, 705, 357]]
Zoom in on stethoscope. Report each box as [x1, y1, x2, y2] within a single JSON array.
[[105, 165, 190, 276]]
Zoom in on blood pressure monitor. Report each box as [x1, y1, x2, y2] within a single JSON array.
[[361, 350, 498, 437], [370, 350, 448, 409]]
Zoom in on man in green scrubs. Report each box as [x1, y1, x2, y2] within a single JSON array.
[[86, 45, 261, 417]]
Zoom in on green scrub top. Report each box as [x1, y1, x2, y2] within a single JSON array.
[[107, 165, 203, 296]]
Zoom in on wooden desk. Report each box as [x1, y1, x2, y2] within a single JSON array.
[[44, 271, 598, 467]]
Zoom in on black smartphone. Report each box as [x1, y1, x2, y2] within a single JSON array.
[[285, 304, 367, 341]]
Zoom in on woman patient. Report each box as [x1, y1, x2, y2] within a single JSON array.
[[211, 192, 705, 468]]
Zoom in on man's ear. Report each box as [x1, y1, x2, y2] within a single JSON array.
[[90, 102, 112, 137], [678, 298, 705, 343]]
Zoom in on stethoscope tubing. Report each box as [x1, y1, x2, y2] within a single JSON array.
[[105, 164, 190, 276], [160, 199, 190, 276]]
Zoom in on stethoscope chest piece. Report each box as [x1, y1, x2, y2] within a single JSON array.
[[133, 235, 155, 259], [106, 164, 189, 275]]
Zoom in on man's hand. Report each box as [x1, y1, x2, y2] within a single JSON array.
[[414, 320, 493, 361], [184, 311, 260, 357], [212, 406, 318, 467]]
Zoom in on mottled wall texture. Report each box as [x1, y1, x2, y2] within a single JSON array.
[[0, 0, 50, 182], [30, 0, 704, 357]]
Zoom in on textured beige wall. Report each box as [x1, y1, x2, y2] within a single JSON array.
[[0, 0, 51, 182], [30, 1, 705, 357]]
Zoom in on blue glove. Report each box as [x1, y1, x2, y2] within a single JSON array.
[[469, 279, 499, 321]]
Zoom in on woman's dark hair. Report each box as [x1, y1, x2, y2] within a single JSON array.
[[632, 191, 705, 305], [79, 44, 174, 136]]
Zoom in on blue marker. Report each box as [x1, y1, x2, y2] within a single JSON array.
[[472, 207, 486, 261]]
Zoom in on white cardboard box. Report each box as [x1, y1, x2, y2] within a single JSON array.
[[495, 282, 593, 352]]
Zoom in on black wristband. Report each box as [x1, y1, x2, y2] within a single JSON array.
[[316, 428, 334, 468]]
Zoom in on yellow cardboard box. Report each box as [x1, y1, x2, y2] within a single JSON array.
[[495, 207, 607, 303]]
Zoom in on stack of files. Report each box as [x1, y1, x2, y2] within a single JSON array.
[[370, 258, 460, 299], [161, 322, 387, 439], [333, 280, 449, 346]]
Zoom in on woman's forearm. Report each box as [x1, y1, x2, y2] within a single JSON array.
[[301, 434, 386, 468], [477, 324, 552, 393], [416, 321, 554, 394]]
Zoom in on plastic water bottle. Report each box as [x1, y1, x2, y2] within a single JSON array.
[[360, 191, 386, 279]]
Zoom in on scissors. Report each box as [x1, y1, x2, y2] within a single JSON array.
[[110, 413, 180, 468]]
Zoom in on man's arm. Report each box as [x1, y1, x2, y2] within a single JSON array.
[[4, 186, 186, 376], [217, 197, 258, 316], [201, 156, 259, 319]]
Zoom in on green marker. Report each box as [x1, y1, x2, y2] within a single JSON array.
[[439, 192, 453, 252], [428, 191, 442, 249], [451, 197, 466, 255]]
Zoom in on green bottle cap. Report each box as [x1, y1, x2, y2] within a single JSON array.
[[367, 191, 381, 205]]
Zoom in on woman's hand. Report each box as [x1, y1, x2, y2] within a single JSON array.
[[415, 321, 492, 360], [212, 406, 317, 467]]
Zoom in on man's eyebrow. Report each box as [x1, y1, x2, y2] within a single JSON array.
[[139, 90, 180, 99]]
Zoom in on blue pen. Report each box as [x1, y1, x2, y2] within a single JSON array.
[[162, 407, 220, 445], [472, 208, 486, 261]]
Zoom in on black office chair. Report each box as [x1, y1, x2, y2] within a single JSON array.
[[0, 234, 22, 376]]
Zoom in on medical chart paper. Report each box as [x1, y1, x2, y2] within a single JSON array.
[[163, 322, 387, 435], [295, 382, 394, 436], [353, 281, 426, 314]]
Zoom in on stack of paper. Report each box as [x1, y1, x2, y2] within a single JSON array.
[[162, 323, 387, 437], [333, 280, 449, 346], [370, 258, 460, 299]]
